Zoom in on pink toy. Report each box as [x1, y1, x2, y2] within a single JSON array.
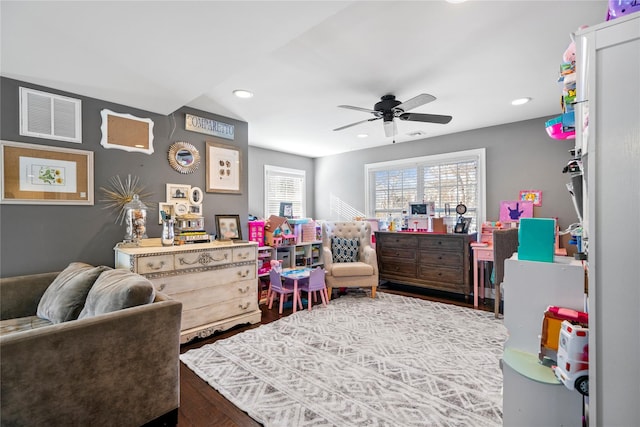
[[562, 26, 589, 65], [607, 0, 640, 20]]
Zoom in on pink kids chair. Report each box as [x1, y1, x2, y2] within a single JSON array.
[[268, 269, 302, 314], [297, 267, 329, 311]]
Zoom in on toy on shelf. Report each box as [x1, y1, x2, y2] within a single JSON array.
[[264, 215, 296, 247], [606, 0, 640, 20], [546, 27, 588, 141], [553, 320, 589, 396], [539, 306, 588, 366]]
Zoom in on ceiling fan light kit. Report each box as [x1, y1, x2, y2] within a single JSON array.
[[334, 93, 452, 139]]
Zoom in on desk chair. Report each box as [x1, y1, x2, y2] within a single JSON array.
[[493, 228, 519, 318]]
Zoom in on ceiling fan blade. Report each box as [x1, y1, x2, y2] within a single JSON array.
[[383, 120, 397, 138], [333, 117, 380, 131], [394, 93, 436, 112], [338, 105, 378, 114], [399, 112, 452, 124]]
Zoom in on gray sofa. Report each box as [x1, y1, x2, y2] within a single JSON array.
[[0, 264, 183, 427]]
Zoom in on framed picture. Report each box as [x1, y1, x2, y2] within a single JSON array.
[[519, 190, 542, 207], [499, 200, 534, 223], [206, 141, 241, 194], [215, 214, 242, 240], [166, 183, 190, 203], [158, 202, 174, 224], [1, 140, 94, 205], [189, 204, 202, 215], [279, 201, 293, 218], [188, 186, 203, 205]]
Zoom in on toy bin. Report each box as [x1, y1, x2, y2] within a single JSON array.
[[248, 220, 265, 244]]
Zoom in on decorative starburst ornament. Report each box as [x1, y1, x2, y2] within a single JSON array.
[[100, 174, 154, 225]]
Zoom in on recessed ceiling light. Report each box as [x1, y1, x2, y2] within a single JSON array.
[[357, 133, 368, 138], [233, 89, 253, 99], [511, 97, 532, 106]]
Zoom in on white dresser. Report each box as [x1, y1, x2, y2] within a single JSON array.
[[115, 239, 261, 343]]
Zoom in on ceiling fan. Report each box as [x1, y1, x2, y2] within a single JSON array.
[[333, 93, 452, 139]]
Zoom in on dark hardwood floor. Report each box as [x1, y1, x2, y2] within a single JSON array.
[[177, 284, 495, 426]]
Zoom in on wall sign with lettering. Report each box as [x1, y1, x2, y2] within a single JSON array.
[[185, 114, 234, 140]]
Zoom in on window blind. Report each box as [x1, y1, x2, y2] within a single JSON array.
[[264, 165, 305, 218]]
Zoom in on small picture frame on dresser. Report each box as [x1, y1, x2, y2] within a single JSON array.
[[215, 214, 242, 240]]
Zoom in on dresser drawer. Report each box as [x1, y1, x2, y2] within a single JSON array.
[[379, 258, 416, 277], [170, 278, 256, 311], [379, 247, 416, 260], [418, 265, 463, 284], [136, 254, 174, 274], [181, 294, 259, 330], [232, 247, 256, 262], [153, 266, 255, 295], [376, 234, 418, 249], [419, 251, 463, 267], [174, 249, 231, 270], [419, 236, 463, 251]]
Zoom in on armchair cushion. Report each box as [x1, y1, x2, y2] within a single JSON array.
[[331, 237, 360, 263], [78, 269, 156, 319], [331, 262, 374, 277], [36, 262, 111, 323]]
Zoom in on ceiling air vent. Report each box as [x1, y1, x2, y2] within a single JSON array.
[[19, 87, 82, 143]]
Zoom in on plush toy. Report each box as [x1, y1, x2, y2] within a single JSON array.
[[562, 25, 589, 66], [607, 0, 640, 20]]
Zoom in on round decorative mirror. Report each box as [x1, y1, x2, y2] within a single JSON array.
[[168, 142, 200, 174]]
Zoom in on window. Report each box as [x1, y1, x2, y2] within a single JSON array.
[[365, 149, 486, 231], [264, 165, 306, 218]]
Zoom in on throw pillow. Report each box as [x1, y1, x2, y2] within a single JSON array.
[[78, 269, 156, 319], [37, 262, 112, 323], [331, 237, 360, 263]]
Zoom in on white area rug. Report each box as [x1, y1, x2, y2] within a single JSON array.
[[180, 292, 507, 427]]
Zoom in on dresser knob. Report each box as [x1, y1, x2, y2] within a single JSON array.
[[238, 286, 250, 294], [146, 261, 165, 270], [238, 302, 250, 310], [158, 283, 166, 291]]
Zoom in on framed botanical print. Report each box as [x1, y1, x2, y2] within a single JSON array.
[[1, 140, 94, 205]]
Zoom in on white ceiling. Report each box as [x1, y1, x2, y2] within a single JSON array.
[[1, 1, 608, 158]]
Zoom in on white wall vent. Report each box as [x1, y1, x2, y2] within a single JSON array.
[[19, 87, 82, 143]]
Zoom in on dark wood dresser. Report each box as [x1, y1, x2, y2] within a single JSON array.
[[375, 231, 476, 298]]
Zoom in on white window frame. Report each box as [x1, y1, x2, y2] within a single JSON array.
[[364, 148, 486, 230], [264, 165, 306, 218]]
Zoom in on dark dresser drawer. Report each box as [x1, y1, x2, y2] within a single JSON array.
[[376, 233, 418, 249], [418, 265, 463, 284], [380, 258, 416, 277], [419, 236, 463, 251], [380, 247, 416, 260], [419, 251, 463, 267]]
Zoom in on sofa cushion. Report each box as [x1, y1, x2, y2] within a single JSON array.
[[331, 262, 374, 277], [332, 237, 359, 263], [78, 269, 156, 319], [36, 262, 111, 324]]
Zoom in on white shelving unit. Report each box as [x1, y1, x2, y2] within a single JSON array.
[[575, 14, 640, 426], [257, 241, 324, 303], [502, 254, 586, 427]]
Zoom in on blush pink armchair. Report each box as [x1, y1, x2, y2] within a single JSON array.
[[321, 221, 379, 298]]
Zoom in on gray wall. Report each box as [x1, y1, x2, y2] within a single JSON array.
[[0, 77, 250, 277], [315, 117, 578, 231], [247, 146, 315, 218], [1, 76, 578, 277]]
